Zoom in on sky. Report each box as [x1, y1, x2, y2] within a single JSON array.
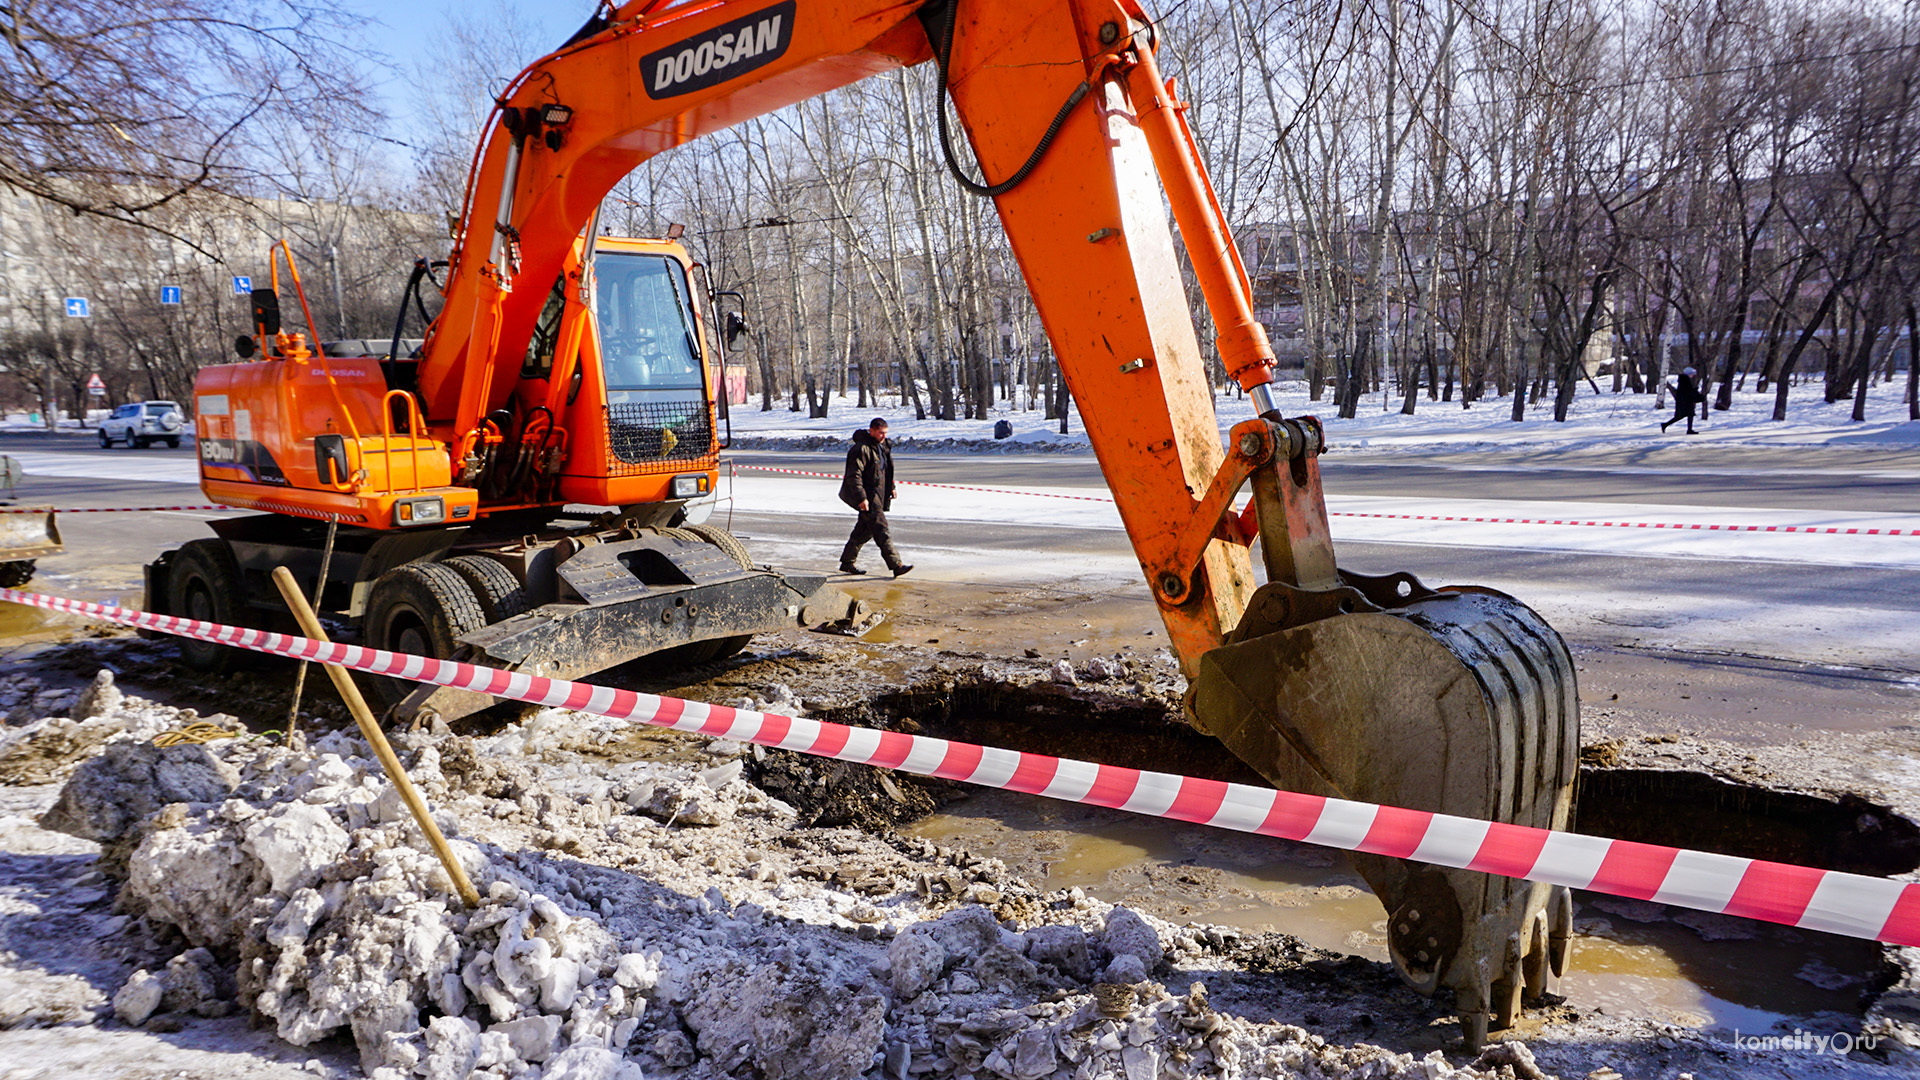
[[336, 0, 593, 133]]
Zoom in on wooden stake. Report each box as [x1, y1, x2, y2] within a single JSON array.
[[270, 565, 481, 908]]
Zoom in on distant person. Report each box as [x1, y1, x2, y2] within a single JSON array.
[[1661, 367, 1703, 435], [838, 417, 912, 578]]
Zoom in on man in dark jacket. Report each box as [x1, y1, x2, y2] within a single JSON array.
[[1661, 366, 1703, 434], [839, 418, 912, 577]]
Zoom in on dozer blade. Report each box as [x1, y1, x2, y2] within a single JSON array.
[[0, 507, 62, 562], [1188, 577, 1578, 1049]]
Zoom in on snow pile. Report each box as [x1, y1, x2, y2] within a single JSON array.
[[42, 709, 1538, 1080], [0, 669, 233, 786]]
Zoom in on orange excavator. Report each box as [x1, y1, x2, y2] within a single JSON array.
[[144, 0, 1578, 1046]]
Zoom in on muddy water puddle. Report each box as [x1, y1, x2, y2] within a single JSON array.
[[911, 788, 1882, 1036], [0, 602, 90, 645]]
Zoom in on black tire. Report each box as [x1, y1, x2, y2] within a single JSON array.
[[665, 524, 755, 665], [98, 429, 112, 449], [0, 561, 34, 589], [132, 436, 148, 449], [363, 562, 487, 707], [442, 555, 529, 623], [681, 522, 755, 568], [166, 438, 181, 449], [168, 539, 246, 673]]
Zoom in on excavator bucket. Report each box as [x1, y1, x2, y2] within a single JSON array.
[[1189, 571, 1578, 1048]]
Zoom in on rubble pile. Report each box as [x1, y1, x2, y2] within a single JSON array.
[[0, 669, 236, 786], [37, 697, 1534, 1080]]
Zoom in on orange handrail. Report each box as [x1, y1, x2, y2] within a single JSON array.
[[381, 390, 429, 494]]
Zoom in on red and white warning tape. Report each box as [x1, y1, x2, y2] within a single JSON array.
[[735, 464, 1117, 503], [1330, 510, 1920, 536], [4, 583, 1916, 948], [0, 505, 229, 514], [736, 464, 1920, 536]]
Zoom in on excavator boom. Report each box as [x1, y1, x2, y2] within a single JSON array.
[[210, 0, 1581, 1044]]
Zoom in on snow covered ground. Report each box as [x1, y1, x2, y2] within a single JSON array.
[[726, 379, 1920, 454]]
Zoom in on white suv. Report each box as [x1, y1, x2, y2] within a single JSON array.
[[100, 401, 187, 449]]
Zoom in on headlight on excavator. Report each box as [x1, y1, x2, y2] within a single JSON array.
[[671, 474, 710, 499], [394, 496, 445, 527]]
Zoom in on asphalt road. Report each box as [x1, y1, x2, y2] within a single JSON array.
[[4, 431, 1917, 694], [730, 446, 1920, 513]]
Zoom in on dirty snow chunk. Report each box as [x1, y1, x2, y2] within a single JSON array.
[[1103, 953, 1149, 985], [113, 968, 165, 1026], [1081, 656, 1118, 682], [631, 776, 734, 826], [421, 1015, 481, 1080], [920, 904, 1003, 960], [1471, 1040, 1545, 1079], [245, 802, 351, 894], [267, 888, 327, 946], [491, 1014, 562, 1063], [706, 738, 748, 757], [72, 669, 124, 720], [1100, 906, 1163, 973], [162, 947, 235, 1016], [888, 930, 945, 999], [700, 758, 744, 792], [40, 742, 238, 842], [613, 951, 660, 992], [685, 966, 886, 1080], [124, 818, 259, 948], [1050, 660, 1077, 686], [1023, 924, 1095, 982], [544, 1045, 646, 1080]]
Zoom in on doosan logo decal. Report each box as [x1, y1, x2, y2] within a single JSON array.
[[643, 1, 795, 99]]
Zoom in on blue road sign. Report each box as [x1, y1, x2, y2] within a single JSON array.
[[63, 297, 90, 318], [232, 276, 252, 296], [160, 286, 182, 305]]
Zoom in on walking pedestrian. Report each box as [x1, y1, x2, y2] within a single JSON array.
[[1661, 367, 1703, 435], [839, 417, 912, 578]]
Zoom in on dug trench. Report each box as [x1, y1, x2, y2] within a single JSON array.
[[5, 624, 1920, 1077], [777, 668, 1920, 1044]]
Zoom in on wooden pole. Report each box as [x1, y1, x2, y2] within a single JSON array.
[[270, 565, 481, 908]]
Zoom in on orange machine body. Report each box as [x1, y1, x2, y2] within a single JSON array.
[[194, 237, 721, 524]]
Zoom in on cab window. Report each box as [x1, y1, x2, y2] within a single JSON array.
[[593, 253, 704, 393]]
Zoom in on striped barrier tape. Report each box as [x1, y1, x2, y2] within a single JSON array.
[[734, 464, 1920, 536], [3, 583, 1916, 948], [0, 504, 230, 514], [735, 463, 1119, 503]]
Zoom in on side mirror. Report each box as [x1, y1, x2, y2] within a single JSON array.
[[250, 288, 281, 337], [724, 311, 749, 348], [314, 433, 349, 485], [234, 334, 257, 359]]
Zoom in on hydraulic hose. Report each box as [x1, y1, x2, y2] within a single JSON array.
[[931, 0, 1090, 198]]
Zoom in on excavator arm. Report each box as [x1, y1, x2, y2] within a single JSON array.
[[416, 0, 1579, 1045]]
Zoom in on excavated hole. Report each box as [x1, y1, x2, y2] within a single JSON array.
[[814, 674, 1913, 1034]]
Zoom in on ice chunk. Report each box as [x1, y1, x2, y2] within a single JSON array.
[[245, 802, 351, 895]]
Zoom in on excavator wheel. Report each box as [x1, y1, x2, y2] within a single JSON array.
[[168, 539, 248, 674], [1189, 583, 1578, 1049], [363, 562, 488, 707], [442, 554, 530, 623], [649, 526, 755, 667]]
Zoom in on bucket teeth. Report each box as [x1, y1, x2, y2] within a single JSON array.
[[1189, 582, 1579, 1048]]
